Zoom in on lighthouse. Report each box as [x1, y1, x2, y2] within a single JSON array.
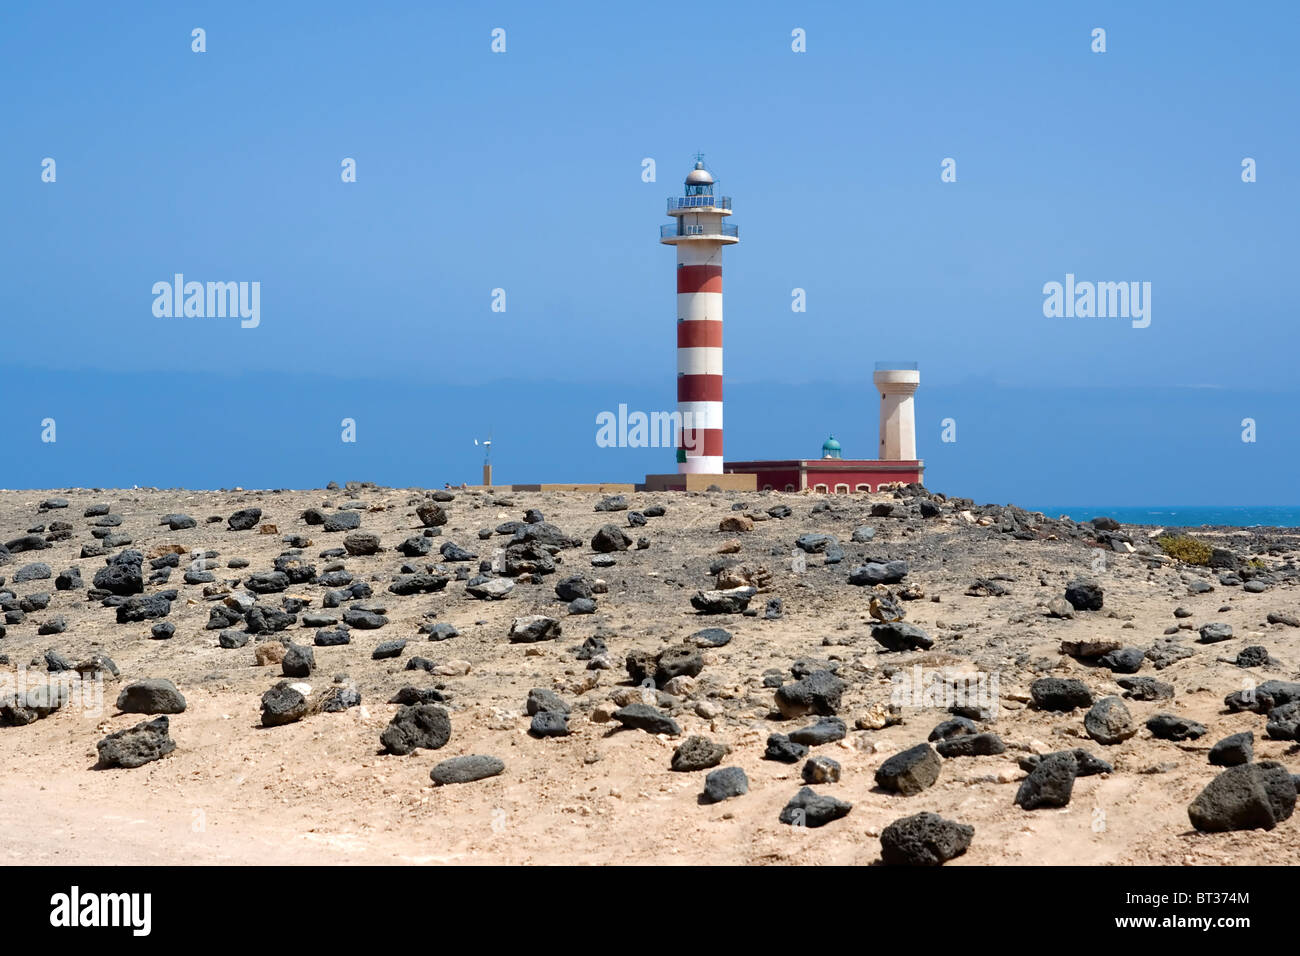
[[641, 158, 922, 496], [660, 156, 738, 474]]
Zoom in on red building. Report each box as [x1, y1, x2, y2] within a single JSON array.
[[724, 436, 923, 493]]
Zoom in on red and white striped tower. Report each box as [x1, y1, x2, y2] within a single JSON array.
[[660, 156, 738, 474]]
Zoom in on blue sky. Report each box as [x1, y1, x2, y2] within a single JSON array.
[[2, 1, 1297, 501]]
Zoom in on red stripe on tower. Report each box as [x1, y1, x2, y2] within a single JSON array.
[[677, 374, 723, 403], [676, 265, 723, 294], [677, 321, 723, 349], [677, 427, 725, 457]]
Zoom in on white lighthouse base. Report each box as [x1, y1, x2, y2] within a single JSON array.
[[679, 456, 724, 474]]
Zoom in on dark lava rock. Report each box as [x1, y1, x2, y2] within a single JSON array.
[[1064, 580, 1103, 611], [260, 684, 309, 726], [529, 711, 570, 738], [796, 533, 837, 554], [1235, 646, 1271, 668], [246, 606, 296, 635], [1015, 751, 1077, 810], [765, 733, 809, 763], [319, 685, 361, 713], [323, 511, 362, 533], [875, 743, 942, 795], [44, 648, 73, 672], [525, 688, 570, 716], [849, 561, 908, 586], [397, 536, 433, 557], [1118, 676, 1175, 701], [343, 607, 388, 629], [96, 716, 176, 769], [150, 622, 175, 640], [416, 503, 448, 527], [591, 524, 632, 553], [787, 716, 847, 746], [281, 643, 315, 677], [314, 627, 351, 647], [1265, 701, 1300, 740], [508, 615, 562, 643], [5, 534, 51, 554], [1146, 713, 1208, 741], [703, 766, 749, 803], [116, 679, 186, 715], [219, 630, 250, 648], [380, 703, 452, 755], [936, 732, 1006, 757], [426, 622, 459, 642], [1224, 680, 1300, 714], [671, 735, 729, 772], [1209, 732, 1254, 767], [1097, 647, 1145, 674], [655, 645, 703, 683], [1019, 749, 1112, 777], [1198, 622, 1234, 644], [1084, 696, 1138, 745], [116, 594, 172, 624], [1145, 640, 1195, 669], [246, 571, 291, 594], [92, 561, 143, 596], [54, 567, 83, 590], [554, 575, 593, 602], [343, 532, 381, 556], [439, 541, 477, 562], [880, 812, 974, 866], [430, 754, 505, 785], [690, 587, 756, 614], [388, 572, 449, 596], [774, 670, 847, 718], [871, 621, 933, 651], [207, 604, 244, 630], [228, 508, 262, 531], [611, 703, 680, 736], [778, 787, 852, 828], [371, 639, 408, 660], [928, 717, 979, 741], [389, 687, 447, 706], [1030, 677, 1093, 712], [689, 627, 732, 648], [1188, 761, 1296, 832]]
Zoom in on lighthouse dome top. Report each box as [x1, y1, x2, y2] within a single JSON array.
[[821, 436, 842, 459], [685, 162, 714, 186]]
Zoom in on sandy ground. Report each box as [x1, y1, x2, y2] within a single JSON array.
[[2, 484, 1298, 866]]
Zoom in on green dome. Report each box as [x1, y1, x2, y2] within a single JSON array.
[[821, 435, 842, 459]]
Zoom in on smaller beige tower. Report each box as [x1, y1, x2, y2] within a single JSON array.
[[873, 363, 920, 460]]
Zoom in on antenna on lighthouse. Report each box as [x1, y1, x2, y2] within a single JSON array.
[[474, 432, 493, 487]]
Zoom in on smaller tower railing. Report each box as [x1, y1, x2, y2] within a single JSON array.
[[661, 222, 739, 240], [668, 196, 732, 212]]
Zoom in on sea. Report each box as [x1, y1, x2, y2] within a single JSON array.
[[1024, 506, 1300, 529]]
